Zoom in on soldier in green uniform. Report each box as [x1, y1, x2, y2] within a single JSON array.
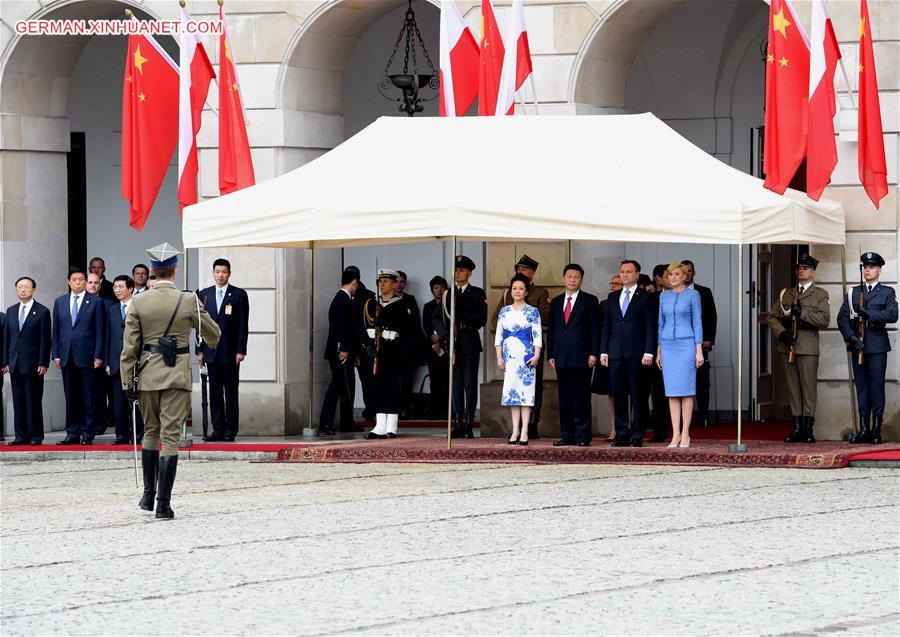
[[766, 254, 831, 443], [121, 243, 220, 519], [491, 255, 550, 437]]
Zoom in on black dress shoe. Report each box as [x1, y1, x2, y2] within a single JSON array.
[[8, 440, 30, 446], [553, 439, 575, 447], [464, 431, 475, 439], [113, 438, 131, 445], [203, 433, 226, 442], [58, 437, 80, 445], [318, 428, 335, 436], [223, 435, 236, 442], [612, 439, 631, 447], [81, 439, 94, 446], [450, 428, 465, 439], [364, 432, 388, 440], [577, 441, 591, 447], [386, 432, 397, 439], [631, 440, 643, 447]]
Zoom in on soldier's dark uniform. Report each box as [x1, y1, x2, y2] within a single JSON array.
[[766, 254, 830, 443], [837, 252, 898, 444], [450, 255, 487, 439]]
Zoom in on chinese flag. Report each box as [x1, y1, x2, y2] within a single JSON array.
[[477, 0, 504, 116], [121, 32, 179, 231], [763, 0, 810, 195], [219, 4, 255, 195], [858, 0, 888, 209]]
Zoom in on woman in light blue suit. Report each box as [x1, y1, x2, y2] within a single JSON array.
[[656, 262, 704, 448]]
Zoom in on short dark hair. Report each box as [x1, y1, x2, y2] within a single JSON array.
[[429, 275, 448, 289], [149, 274, 157, 281], [638, 273, 652, 288], [509, 273, 531, 292], [680, 259, 695, 268], [620, 259, 641, 272], [68, 266, 86, 279], [563, 263, 584, 276], [341, 270, 359, 286], [344, 265, 360, 275], [89, 257, 105, 266], [397, 270, 407, 281], [132, 263, 149, 276], [15, 276, 36, 289], [113, 275, 135, 289], [153, 265, 176, 279], [213, 258, 231, 271], [652, 264, 668, 279]]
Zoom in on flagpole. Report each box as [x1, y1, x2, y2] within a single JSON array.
[[840, 245, 860, 435], [447, 236, 457, 450], [837, 57, 857, 109], [729, 242, 748, 453], [528, 74, 539, 115]]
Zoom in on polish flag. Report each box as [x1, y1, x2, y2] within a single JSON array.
[[439, 0, 479, 117], [858, 0, 888, 208], [177, 5, 215, 212], [477, 0, 504, 116], [805, 0, 841, 201], [495, 0, 533, 115]]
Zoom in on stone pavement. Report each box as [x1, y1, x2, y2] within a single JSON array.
[[1, 460, 898, 636]]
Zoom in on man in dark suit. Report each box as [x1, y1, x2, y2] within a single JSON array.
[[318, 270, 360, 435], [682, 259, 717, 427], [600, 259, 657, 447], [423, 276, 449, 418], [649, 264, 670, 442], [345, 265, 377, 421], [396, 270, 425, 419], [52, 266, 107, 445], [87, 271, 116, 436], [2, 277, 51, 445], [89, 257, 116, 302], [132, 263, 150, 295], [547, 263, 599, 446], [450, 255, 487, 439], [105, 275, 141, 444], [196, 258, 249, 442], [0, 310, 5, 439]]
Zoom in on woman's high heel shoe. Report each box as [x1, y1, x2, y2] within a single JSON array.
[[667, 440, 680, 448], [678, 437, 691, 448], [517, 439, 529, 446], [507, 436, 518, 445]]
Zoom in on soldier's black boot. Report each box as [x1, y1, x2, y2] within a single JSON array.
[[155, 455, 178, 520], [784, 416, 804, 443], [139, 449, 159, 512], [464, 416, 475, 439], [450, 419, 465, 438], [849, 414, 871, 444], [871, 416, 884, 444], [802, 416, 816, 443]]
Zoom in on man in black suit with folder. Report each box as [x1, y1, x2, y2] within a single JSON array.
[[318, 269, 360, 435], [600, 260, 657, 447], [196, 259, 249, 442], [105, 275, 141, 444], [547, 263, 600, 447]]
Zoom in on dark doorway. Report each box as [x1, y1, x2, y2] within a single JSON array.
[[67, 131, 87, 269]]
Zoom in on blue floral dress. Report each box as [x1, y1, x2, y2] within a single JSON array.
[[495, 304, 543, 406]]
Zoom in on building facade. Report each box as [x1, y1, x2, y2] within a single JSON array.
[[1, 0, 897, 439]]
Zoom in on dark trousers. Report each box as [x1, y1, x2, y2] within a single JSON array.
[[452, 352, 480, 428], [650, 364, 670, 438], [93, 368, 112, 434], [208, 361, 240, 437], [10, 370, 44, 443], [853, 352, 887, 418], [61, 363, 97, 440], [556, 367, 592, 443], [111, 370, 143, 441], [319, 359, 355, 430], [356, 354, 376, 419], [695, 355, 711, 423], [374, 357, 402, 414], [426, 351, 449, 417], [610, 358, 644, 442], [530, 361, 545, 430]]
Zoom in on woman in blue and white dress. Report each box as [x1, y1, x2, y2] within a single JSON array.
[[495, 274, 543, 445]]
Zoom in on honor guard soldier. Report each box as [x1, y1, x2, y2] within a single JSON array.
[[837, 252, 898, 444], [121, 243, 220, 519], [492, 255, 550, 437], [766, 254, 831, 443], [362, 269, 416, 439], [449, 255, 487, 438]]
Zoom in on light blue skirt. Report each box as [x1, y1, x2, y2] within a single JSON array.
[[660, 337, 697, 397]]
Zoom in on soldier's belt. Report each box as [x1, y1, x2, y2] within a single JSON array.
[[382, 330, 398, 341], [144, 344, 190, 355]]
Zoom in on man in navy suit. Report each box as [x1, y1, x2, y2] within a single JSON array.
[[600, 260, 657, 447], [2, 277, 51, 445], [105, 275, 141, 444], [196, 258, 249, 442], [547, 263, 600, 446], [682, 259, 717, 427], [52, 266, 107, 445], [318, 270, 360, 435]]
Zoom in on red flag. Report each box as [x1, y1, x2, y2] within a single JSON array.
[[496, 0, 533, 115], [178, 5, 215, 212], [477, 0, 504, 116], [121, 31, 179, 231], [763, 0, 810, 195], [858, 0, 888, 208], [806, 0, 841, 201], [439, 0, 479, 117], [219, 4, 255, 195]]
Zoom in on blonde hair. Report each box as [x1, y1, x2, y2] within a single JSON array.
[[667, 262, 688, 276]]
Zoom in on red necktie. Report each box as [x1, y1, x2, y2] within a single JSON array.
[[564, 296, 572, 325]]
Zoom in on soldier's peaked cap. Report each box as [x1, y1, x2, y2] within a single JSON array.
[[861, 252, 885, 267], [455, 255, 476, 271], [515, 254, 539, 270], [796, 254, 819, 269], [147, 242, 181, 269]]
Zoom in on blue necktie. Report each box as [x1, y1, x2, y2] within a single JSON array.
[[71, 295, 79, 326], [19, 304, 26, 329], [217, 289, 224, 312], [622, 288, 631, 314], [121, 304, 127, 321]]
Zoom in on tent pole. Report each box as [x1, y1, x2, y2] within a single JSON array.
[[447, 236, 458, 449], [729, 242, 748, 453], [841, 245, 859, 435], [308, 243, 315, 435]]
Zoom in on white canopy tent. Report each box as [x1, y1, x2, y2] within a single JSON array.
[[183, 114, 846, 450]]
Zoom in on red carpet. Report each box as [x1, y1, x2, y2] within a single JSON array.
[[846, 448, 900, 462], [0, 442, 314, 453]]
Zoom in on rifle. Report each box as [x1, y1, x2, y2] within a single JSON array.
[[130, 363, 142, 488], [200, 363, 209, 439], [779, 288, 798, 364], [858, 264, 866, 365]]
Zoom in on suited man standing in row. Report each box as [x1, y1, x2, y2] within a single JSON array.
[[106, 275, 142, 444], [547, 263, 599, 447], [318, 269, 360, 435], [89, 256, 116, 302], [450, 255, 487, 439], [197, 259, 249, 442], [681, 260, 717, 427], [52, 267, 107, 445], [601, 260, 657, 447], [2, 277, 51, 445]]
